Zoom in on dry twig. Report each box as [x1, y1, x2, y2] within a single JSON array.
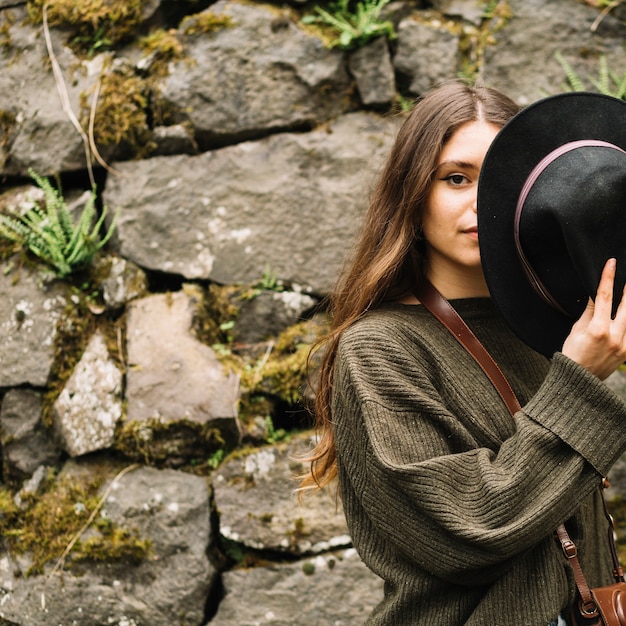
[[42, 5, 95, 186], [42, 4, 122, 181], [41, 463, 140, 609], [591, 0, 623, 31]]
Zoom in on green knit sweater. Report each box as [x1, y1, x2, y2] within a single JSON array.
[[332, 299, 626, 625]]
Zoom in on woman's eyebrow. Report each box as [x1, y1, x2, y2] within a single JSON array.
[[436, 160, 479, 171]]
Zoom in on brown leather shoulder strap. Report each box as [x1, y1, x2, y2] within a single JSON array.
[[414, 279, 522, 415]]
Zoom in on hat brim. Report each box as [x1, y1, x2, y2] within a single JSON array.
[[477, 92, 626, 357]]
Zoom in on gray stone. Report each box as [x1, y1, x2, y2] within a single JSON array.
[[605, 369, 626, 400], [210, 549, 383, 625], [612, 3, 626, 21], [100, 256, 148, 311], [0, 462, 215, 626], [213, 433, 350, 555], [53, 331, 123, 457], [0, 389, 61, 478], [0, 18, 102, 176], [103, 112, 400, 293], [233, 289, 317, 345], [160, 0, 352, 148], [393, 16, 459, 95], [603, 371, 626, 501], [125, 287, 241, 442], [0, 184, 44, 213], [151, 124, 198, 156], [0, 267, 66, 387], [429, 0, 486, 24], [14, 464, 48, 508], [483, 0, 626, 105], [349, 36, 396, 106]]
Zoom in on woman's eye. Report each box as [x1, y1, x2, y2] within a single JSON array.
[[443, 174, 468, 185]]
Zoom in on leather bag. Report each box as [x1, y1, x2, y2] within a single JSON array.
[[414, 278, 626, 626]]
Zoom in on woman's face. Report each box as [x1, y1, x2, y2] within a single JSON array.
[[421, 120, 501, 292]]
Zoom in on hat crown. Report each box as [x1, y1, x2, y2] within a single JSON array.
[[519, 143, 626, 319]]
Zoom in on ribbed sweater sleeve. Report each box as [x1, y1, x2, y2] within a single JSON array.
[[332, 302, 626, 591], [525, 351, 626, 475]]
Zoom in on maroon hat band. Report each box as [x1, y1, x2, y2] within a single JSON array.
[[513, 139, 626, 316]]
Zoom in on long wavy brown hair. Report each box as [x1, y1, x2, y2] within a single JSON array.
[[301, 80, 520, 491]]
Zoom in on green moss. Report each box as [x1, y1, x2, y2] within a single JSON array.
[[138, 28, 186, 79], [0, 109, 17, 171], [27, 0, 146, 56], [299, 18, 339, 49], [0, 10, 15, 52], [0, 486, 19, 529], [1, 472, 151, 575], [203, 290, 327, 432], [190, 283, 240, 347], [114, 417, 228, 470], [74, 518, 151, 564], [0, 241, 19, 266], [180, 11, 234, 37], [140, 28, 185, 58], [80, 63, 153, 156], [243, 320, 326, 405]]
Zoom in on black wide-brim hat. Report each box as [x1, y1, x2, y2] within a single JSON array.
[[477, 92, 626, 357]]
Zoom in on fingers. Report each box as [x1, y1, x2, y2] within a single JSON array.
[[592, 259, 626, 375], [571, 259, 615, 332], [592, 258, 617, 320], [561, 258, 626, 380]]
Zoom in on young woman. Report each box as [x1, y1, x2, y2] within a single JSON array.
[[302, 81, 626, 624]]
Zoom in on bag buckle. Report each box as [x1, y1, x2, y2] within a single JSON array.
[[561, 538, 577, 559]]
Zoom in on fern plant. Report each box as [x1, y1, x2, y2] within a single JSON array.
[[556, 52, 626, 100], [0, 169, 119, 277], [302, 0, 396, 50]]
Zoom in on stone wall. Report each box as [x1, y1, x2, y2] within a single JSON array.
[[0, 0, 625, 624]]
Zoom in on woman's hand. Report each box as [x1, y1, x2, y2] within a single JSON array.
[[561, 258, 626, 381]]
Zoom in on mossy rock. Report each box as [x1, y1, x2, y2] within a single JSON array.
[[113, 417, 234, 472], [0, 463, 151, 576]]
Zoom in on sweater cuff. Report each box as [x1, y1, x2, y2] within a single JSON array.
[[523, 352, 626, 476]]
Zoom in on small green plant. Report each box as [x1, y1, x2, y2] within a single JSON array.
[[481, 0, 500, 18], [393, 93, 415, 113], [241, 264, 285, 301], [265, 415, 287, 444], [556, 52, 626, 100], [257, 263, 283, 292], [207, 448, 225, 469], [302, 0, 396, 50], [72, 24, 113, 57], [0, 169, 119, 278]]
